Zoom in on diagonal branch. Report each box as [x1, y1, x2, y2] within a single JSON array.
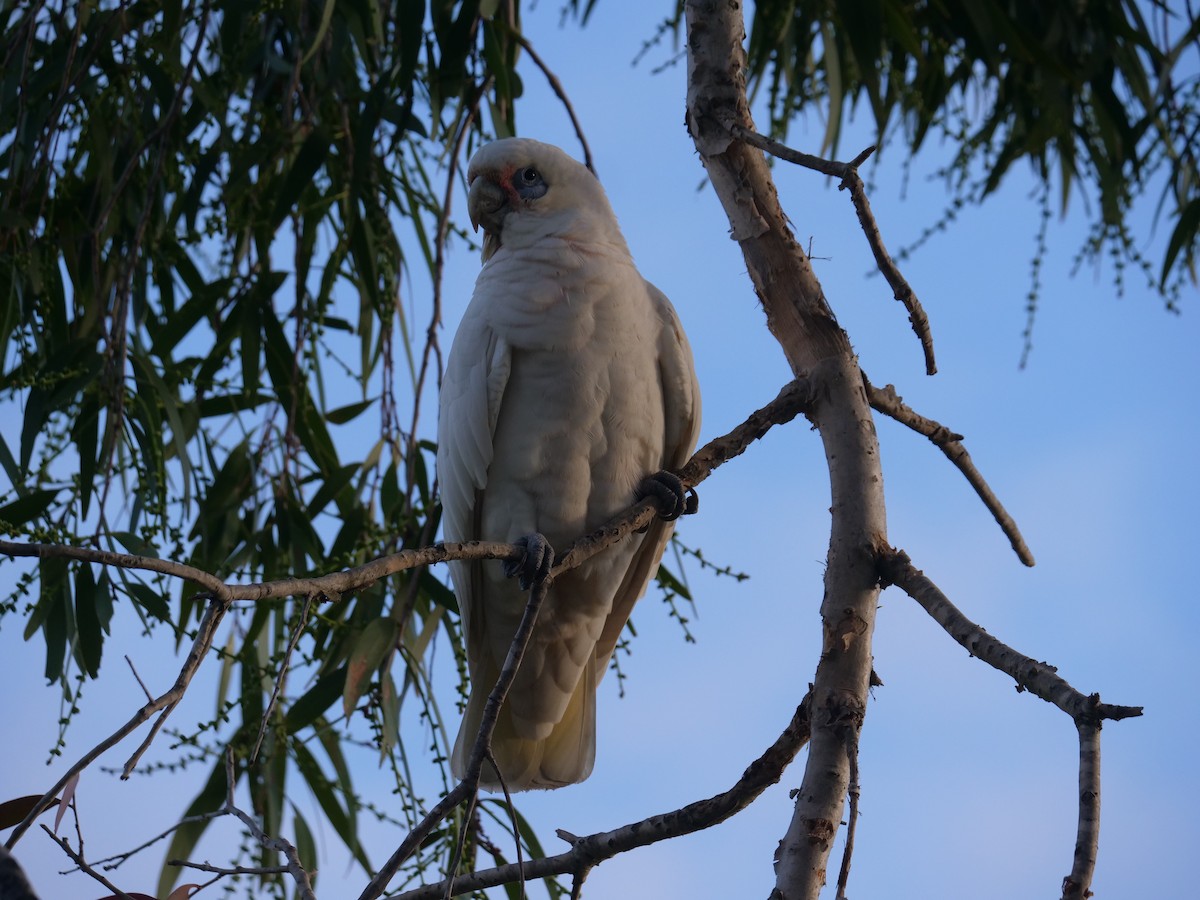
[[5, 592, 232, 849], [876, 546, 1137, 900], [732, 124, 937, 376], [390, 693, 812, 900], [875, 545, 1140, 722], [357, 575, 552, 900], [864, 377, 1036, 566]]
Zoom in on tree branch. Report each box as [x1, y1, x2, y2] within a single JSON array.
[[220, 749, 316, 900], [358, 575, 552, 900], [1062, 699, 1103, 900], [875, 545, 1141, 722], [864, 377, 1036, 566], [731, 124, 937, 376], [391, 694, 811, 899], [5, 592, 233, 849]]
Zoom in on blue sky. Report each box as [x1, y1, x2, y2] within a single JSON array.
[[3, 5, 1198, 899]]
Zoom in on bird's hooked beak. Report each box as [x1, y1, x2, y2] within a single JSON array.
[[468, 174, 508, 263]]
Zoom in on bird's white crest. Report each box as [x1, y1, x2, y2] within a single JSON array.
[[438, 137, 701, 790]]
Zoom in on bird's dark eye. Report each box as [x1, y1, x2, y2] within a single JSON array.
[[520, 167, 540, 184]]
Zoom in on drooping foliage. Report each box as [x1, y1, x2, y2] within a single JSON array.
[[0, 1, 1195, 896]]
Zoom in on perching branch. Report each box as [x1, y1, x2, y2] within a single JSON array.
[[864, 377, 1036, 566], [358, 575, 553, 900], [390, 694, 812, 900], [731, 124, 937, 376]]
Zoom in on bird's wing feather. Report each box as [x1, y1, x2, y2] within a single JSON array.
[[592, 279, 701, 677], [438, 310, 511, 656]]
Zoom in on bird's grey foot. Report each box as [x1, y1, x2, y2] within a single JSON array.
[[637, 471, 698, 522], [503, 532, 554, 590]]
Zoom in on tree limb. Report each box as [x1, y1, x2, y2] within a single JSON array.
[[731, 124, 937, 376], [357, 575, 552, 900], [220, 750, 316, 900], [875, 545, 1140, 722], [1062, 700, 1103, 900], [391, 694, 811, 899], [864, 377, 1036, 566]]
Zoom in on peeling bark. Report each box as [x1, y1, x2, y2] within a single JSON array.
[[685, 3, 886, 897]]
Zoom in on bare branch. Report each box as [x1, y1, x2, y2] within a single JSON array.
[[1062, 698, 1103, 900], [834, 730, 861, 900], [251, 593, 313, 763], [5, 594, 232, 849], [876, 546, 1141, 723], [732, 124, 937, 375], [39, 825, 133, 900], [511, 31, 595, 174], [358, 576, 552, 900], [391, 694, 811, 899], [220, 750, 317, 900], [864, 378, 1036, 566]]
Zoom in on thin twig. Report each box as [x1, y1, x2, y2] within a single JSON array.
[[876, 546, 1141, 723], [835, 730, 860, 899], [39, 825, 134, 900], [864, 377, 1036, 566], [732, 124, 937, 375], [1062, 696, 1103, 900], [512, 31, 595, 174], [359, 576, 552, 900], [124, 655, 154, 703], [171, 860, 292, 876], [92, 811, 225, 871], [251, 593, 314, 763], [6, 594, 233, 848], [220, 750, 317, 900], [391, 694, 812, 899]]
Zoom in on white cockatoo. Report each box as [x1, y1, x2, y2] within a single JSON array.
[[437, 137, 701, 791]]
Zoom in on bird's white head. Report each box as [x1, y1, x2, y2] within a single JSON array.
[[465, 138, 622, 262]]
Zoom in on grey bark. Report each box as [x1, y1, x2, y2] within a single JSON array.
[[684, 3, 887, 897]]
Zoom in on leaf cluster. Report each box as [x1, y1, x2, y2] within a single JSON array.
[[739, 0, 1199, 302]]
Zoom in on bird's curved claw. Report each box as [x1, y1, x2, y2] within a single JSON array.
[[636, 471, 698, 523], [503, 532, 554, 591]]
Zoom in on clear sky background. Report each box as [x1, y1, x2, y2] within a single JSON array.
[[3, 5, 1198, 899]]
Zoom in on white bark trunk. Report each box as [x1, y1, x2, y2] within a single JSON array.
[[684, 3, 887, 897]]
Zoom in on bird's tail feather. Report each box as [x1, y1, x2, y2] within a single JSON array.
[[450, 658, 597, 791]]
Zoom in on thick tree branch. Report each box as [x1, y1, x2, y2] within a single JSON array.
[[391, 694, 812, 899], [686, 4, 886, 898], [864, 377, 1036, 566], [731, 125, 936, 376]]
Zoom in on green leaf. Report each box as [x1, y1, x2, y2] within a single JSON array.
[[0, 488, 60, 530], [1161, 197, 1200, 288], [286, 665, 348, 734], [342, 617, 399, 717], [326, 398, 374, 425]]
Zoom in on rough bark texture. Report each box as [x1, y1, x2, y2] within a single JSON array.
[[684, 3, 887, 897]]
